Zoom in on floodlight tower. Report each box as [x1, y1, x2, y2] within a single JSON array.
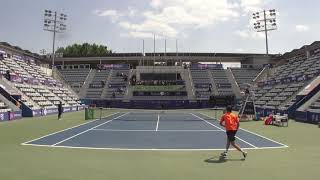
[[252, 9, 277, 55], [43, 10, 67, 70]]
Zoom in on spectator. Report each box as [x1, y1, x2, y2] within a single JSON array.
[[112, 92, 116, 98], [117, 87, 122, 94], [101, 80, 105, 86], [5, 70, 11, 81], [245, 88, 250, 95], [16, 99, 21, 109], [58, 101, 63, 120]]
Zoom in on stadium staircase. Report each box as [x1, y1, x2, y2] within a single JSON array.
[[100, 69, 114, 99], [79, 69, 96, 98], [297, 90, 320, 112], [52, 68, 80, 99], [210, 69, 234, 96], [85, 70, 111, 99], [184, 69, 196, 100], [122, 69, 134, 101], [0, 93, 19, 112], [253, 66, 270, 84], [103, 69, 130, 100], [0, 76, 40, 109], [226, 68, 241, 98], [58, 68, 90, 93], [206, 70, 219, 95]]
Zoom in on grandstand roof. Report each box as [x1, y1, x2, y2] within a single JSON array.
[[55, 52, 275, 64], [281, 41, 320, 59], [0, 42, 42, 59]]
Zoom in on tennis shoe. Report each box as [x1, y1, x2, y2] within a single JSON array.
[[242, 151, 247, 159], [220, 151, 228, 157]]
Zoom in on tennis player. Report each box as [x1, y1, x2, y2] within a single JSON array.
[[58, 101, 63, 120], [220, 105, 247, 159]]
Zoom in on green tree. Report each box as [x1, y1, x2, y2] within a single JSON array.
[[56, 43, 112, 57]]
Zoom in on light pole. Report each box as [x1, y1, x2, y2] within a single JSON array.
[[43, 10, 67, 70], [252, 9, 277, 55]]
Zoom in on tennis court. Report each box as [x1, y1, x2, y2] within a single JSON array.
[[22, 110, 287, 150]]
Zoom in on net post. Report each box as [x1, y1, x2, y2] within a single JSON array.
[[214, 107, 217, 120], [99, 107, 102, 120]]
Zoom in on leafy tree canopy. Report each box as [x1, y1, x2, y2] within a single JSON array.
[[56, 43, 113, 57]]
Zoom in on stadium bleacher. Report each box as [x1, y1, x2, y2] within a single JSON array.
[[0, 99, 11, 113], [104, 69, 129, 99], [59, 68, 90, 92], [85, 69, 111, 99], [190, 69, 213, 100], [255, 56, 319, 110], [0, 55, 81, 111], [210, 69, 233, 95], [230, 67, 261, 90]]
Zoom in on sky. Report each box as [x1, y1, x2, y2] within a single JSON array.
[[0, 0, 319, 55]]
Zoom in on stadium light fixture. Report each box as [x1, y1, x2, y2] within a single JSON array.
[[43, 9, 67, 71], [252, 9, 277, 55]]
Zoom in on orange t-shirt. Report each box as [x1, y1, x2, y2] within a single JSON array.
[[220, 112, 239, 131]]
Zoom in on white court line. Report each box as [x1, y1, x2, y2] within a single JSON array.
[[91, 129, 223, 132], [190, 113, 258, 148], [199, 113, 289, 148], [156, 114, 160, 131], [51, 112, 130, 146], [22, 143, 288, 151], [21, 112, 120, 145]]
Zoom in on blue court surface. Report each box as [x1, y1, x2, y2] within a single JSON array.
[[22, 111, 288, 150]]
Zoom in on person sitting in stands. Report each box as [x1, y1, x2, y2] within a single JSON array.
[[245, 88, 250, 95], [16, 99, 21, 109], [112, 92, 116, 98], [117, 87, 122, 94], [5, 70, 11, 81]]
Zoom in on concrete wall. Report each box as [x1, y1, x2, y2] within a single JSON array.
[[136, 66, 184, 81]]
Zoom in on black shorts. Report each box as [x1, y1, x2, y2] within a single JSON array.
[[226, 130, 237, 142]]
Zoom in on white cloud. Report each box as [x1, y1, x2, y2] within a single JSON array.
[[128, 6, 137, 17], [121, 32, 163, 39], [295, 25, 310, 32], [240, 0, 265, 12], [119, 20, 178, 38], [95, 0, 271, 39], [93, 9, 122, 23], [235, 48, 245, 52], [235, 29, 264, 39]]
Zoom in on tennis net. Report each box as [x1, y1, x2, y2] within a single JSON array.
[[90, 107, 225, 121]]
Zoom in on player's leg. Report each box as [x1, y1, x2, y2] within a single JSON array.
[[226, 139, 230, 152], [230, 131, 247, 159], [58, 112, 61, 120], [221, 132, 231, 157], [230, 141, 242, 152]]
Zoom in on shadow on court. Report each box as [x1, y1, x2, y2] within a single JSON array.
[[204, 156, 245, 163]]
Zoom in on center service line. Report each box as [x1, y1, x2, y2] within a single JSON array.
[[156, 113, 160, 131]]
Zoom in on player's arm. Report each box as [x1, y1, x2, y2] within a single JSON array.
[[220, 116, 225, 127], [236, 116, 240, 130]]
